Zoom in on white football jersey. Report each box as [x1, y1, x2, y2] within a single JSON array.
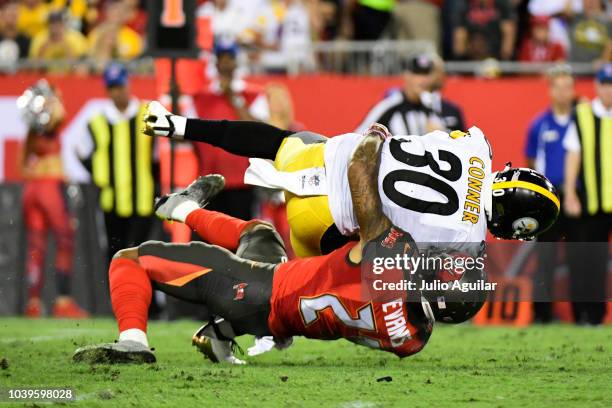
[[324, 127, 493, 256]]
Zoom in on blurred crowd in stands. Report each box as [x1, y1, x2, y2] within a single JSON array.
[[0, 0, 610, 74]]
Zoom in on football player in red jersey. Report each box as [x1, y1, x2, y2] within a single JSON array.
[[73, 129, 486, 365], [18, 81, 89, 319]]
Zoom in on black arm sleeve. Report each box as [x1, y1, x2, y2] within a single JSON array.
[[184, 119, 295, 160]]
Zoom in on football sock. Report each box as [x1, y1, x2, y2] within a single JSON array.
[[119, 328, 149, 348], [169, 115, 187, 138], [171, 200, 199, 223], [109, 258, 151, 337], [184, 119, 292, 160], [185, 208, 254, 251]]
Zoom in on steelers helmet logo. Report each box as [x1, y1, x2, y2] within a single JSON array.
[[512, 217, 539, 236]]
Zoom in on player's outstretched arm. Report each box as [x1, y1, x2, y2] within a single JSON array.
[[348, 132, 391, 245], [143, 101, 295, 160]]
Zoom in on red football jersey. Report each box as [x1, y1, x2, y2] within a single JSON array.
[[23, 130, 64, 180], [268, 241, 433, 358], [30, 131, 62, 157]]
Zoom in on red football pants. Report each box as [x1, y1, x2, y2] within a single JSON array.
[[109, 208, 258, 333], [23, 179, 74, 298]]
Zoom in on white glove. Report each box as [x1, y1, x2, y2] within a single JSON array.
[[246, 336, 293, 356], [143, 101, 187, 139], [247, 336, 276, 356]]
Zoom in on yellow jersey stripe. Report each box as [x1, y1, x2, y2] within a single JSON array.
[[90, 114, 110, 187], [601, 117, 612, 212], [576, 103, 599, 215], [136, 105, 154, 216], [113, 119, 133, 217], [89, 113, 114, 211], [492, 181, 560, 210]]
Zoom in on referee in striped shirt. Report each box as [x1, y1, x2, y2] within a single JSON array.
[[356, 53, 464, 135]]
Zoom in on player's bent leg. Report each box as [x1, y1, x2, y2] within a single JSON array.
[[185, 208, 261, 252], [285, 194, 345, 256], [73, 248, 155, 364], [138, 240, 276, 333], [156, 174, 265, 253], [187, 219, 287, 360], [236, 221, 287, 264], [154, 174, 226, 223], [144, 102, 297, 160], [272, 133, 351, 256], [183, 119, 329, 161], [138, 240, 277, 364], [234, 222, 289, 357], [74, 243, 222, 365], [273, 132, 327, 172], [109, 248, 152, 338]]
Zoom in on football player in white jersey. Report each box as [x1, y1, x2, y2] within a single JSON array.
[[142, 101, 560, 260], [324, 125, 493, 257]]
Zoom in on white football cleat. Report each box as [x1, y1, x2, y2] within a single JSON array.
[[143, 101, 187, 139]]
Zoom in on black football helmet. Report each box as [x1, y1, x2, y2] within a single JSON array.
[[487, 164, 560, 240], [417, 248, 488, 324]]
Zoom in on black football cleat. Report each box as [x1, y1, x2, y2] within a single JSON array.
[[154, 175, 225, 221]]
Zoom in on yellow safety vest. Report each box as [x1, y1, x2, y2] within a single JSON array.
[[575, 102, 612, 215], [88, 104, 155, 217], [359, 0, 396, 12]]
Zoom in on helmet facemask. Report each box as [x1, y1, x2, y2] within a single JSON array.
[[416, 248, 488, 324]]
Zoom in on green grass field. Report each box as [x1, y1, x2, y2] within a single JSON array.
[[0, 318, 610, 407]]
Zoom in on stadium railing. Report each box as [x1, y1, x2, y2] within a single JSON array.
[[0, 40, 601, 77]]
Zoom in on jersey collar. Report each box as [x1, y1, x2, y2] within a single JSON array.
[[592, 98, 612, 118], [103, 97, 140, 125]]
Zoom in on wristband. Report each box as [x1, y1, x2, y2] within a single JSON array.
[[170, 115, 187, 138]]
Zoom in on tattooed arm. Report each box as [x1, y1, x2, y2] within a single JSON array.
[[348, 132, 391, 248]]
